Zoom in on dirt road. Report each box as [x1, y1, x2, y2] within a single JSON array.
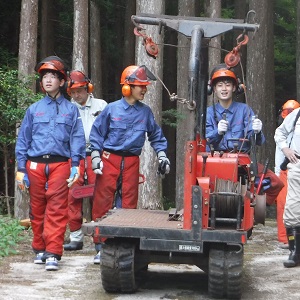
[[0, 218, 299, 300]]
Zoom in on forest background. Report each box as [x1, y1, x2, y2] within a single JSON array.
[[0, 0, 298, 218]]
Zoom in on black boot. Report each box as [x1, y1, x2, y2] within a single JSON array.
[[63, 241, 83, 251], [283, 227, 300, 268]]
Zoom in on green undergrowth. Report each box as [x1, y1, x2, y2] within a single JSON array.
[[0, 216, 27, 258]]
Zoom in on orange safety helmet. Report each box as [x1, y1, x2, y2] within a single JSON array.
[[67, 70, 94, 95], [207, 63, 245, 95], [120, 65, 152, 86], [120, 65, 156, 97], [281, 99, 300, 118], [211, 69, 238, 86], [35, 56, 68, 81]]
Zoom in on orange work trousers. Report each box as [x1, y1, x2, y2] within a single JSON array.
[[27, 160, 70, 258], [68, 156, 96, 232], [276, 170, 288, 243]]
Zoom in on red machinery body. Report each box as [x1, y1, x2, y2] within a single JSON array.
[[183, 140, 255, 243]]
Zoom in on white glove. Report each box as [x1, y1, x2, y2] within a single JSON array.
[[157, 151, 170, 176], [253, 118, 262, 133], [91, 150, 103, 175], [217, 119, 228, 135]]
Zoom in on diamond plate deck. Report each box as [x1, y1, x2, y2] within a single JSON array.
[[97, 209, 183, 230]]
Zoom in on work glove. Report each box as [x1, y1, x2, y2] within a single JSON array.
[[91, 150, 103, 175], [254, 176, 271, 192], [66, 166, 80, 188], [157, 151, 170, 178], [217, 119, 229, 135], [16, 171, 30, 191], [252, 118, 263, 134]]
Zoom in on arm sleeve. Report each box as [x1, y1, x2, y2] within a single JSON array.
[[146, 109, 168, 154], [15, 108, 33, 171], [89, 105, 110, 152], [70, 106, 86, 167], [274, 111, 295, 150], [205, 108, 223, 148]]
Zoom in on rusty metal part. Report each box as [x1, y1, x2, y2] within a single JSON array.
[[133, 27, 159, 59], [224, 34, 249, 67]]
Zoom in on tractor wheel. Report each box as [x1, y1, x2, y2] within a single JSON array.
[[101, 239, 137, 293], [208, 244, 243, 299]]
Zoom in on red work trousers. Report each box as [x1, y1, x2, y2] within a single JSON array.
[[68, 156, 96, 232], [26, 160, 70, 258], [276, 170, 288, 243], [92, 152, 139, 223]]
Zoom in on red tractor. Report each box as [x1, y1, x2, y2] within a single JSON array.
[[81, 13, 264, 299]]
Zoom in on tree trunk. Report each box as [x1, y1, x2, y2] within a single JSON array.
[[3, 146, 11, 216], [40, 0, 54, 59], [205, 0, 221, 106], [247, 0, 275, 166], [175, 0, 196, 210], [16, 0, 39, 220], [122, 0, 136, 69], [73, 0, 89, 72], [161, 0, 179, 209], [90, 0, 103, 98], [136, 0, 165, 209]]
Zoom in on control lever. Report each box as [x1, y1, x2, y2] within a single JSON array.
[[220, 112, 227, 135]]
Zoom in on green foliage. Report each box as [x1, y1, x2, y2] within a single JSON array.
[[162, 108, 185, 128], [0, 69, 41, 147], [0, 47, 18, 70], [0, 216, 24, 257], [274, 0, 297, 103], [162, 196, 175, 210]]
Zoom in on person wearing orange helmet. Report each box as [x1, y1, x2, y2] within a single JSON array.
[[206, 63, 284, 205], [206, 63, 265, 151], [89, 65, 170, 263], [63, 70, 107, 252], [275, 100, 300, 267], [15, 56, 86, 271], [275, 100, 300, 249]]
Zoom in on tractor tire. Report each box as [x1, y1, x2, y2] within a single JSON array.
[[101, 239, 137, 293], [208, 244, 243, 299]]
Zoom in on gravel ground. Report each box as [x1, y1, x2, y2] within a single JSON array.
[[0, 213, 299, 300]]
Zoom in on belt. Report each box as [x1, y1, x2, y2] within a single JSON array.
[[28, 155, 69, 163], [86, 152, 91, 156], [103, 148, 137, 157]]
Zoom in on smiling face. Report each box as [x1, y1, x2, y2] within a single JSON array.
[[213, 78, 236, 107], [42, 71, 65, 97], [131, 85, 147, 100], [125, 84, 148, 104]]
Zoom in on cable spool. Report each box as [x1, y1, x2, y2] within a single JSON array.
[[214, 178, 242, 218]]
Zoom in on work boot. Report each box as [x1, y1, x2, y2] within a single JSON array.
[[283, 227, 300, 268], [63, 241, 83, 251]]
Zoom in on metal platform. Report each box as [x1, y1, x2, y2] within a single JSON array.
[[96, 208, 183, 229]]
